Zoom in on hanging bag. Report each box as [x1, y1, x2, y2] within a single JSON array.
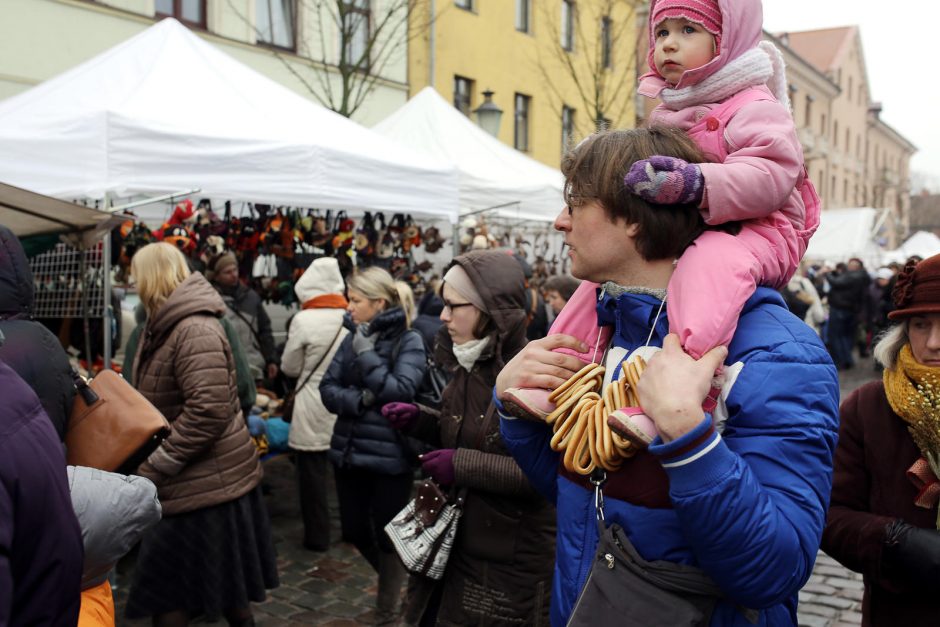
[[66, 369, 171, 475], [567, 471, 759, 627]]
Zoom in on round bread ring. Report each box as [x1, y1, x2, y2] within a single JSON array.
[[563, 399, 593, 471], [550, 393, 597, 450], [570, 430, 596, 475], [549, 363, 605, 403], [546, 381, 594, 425]]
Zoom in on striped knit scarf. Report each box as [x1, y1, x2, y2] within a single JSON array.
[[884, 344, 940, 526]]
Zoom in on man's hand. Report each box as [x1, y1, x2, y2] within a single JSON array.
[[637, 334, 727, 442], [495, 334, 589, 399]]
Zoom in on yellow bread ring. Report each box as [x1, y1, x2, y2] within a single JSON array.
[[546, 381, 595, 425], [549, 363, 604, 403], [550, 393, 598, 450]]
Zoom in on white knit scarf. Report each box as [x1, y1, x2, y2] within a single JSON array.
[[452, 336, 491, 372], [659, 41, 791, 113]]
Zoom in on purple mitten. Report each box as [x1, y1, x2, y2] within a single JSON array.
[[420, 449, 456, 486], [381, 402, 419, 429], [624, 156, 704, 206]]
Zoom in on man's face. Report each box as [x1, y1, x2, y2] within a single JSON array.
[[216, 264, 239, 287], [554, 198, 639, 283]]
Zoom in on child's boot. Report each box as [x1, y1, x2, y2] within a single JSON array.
[[501, 281, 609, 421]]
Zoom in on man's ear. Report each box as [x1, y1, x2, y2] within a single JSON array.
[[624, 222, 641, 238]]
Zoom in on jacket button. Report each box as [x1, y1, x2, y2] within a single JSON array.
[[706, 117, 719, 131]]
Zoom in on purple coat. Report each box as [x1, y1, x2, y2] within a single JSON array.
[[0, 360, 83, 625]]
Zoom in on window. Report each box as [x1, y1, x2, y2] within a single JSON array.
[[833, 120, 838, 148], [843, 178, 848, 203], [817, 171, 825, 199], [831, 175, 836, 202], [601, 16, 612, 68], [561, 105, 576, 155], [848, 76, 853, 97], [514, 93, 531, 151], [342, 0, 370, 69], [803, 94, 813, 129], [455, 0, 473, 10], [454, 76, 474, 116], [155, 0, 205, 27], [845, 128, 850, 154], [256, 0, 295, 49], [820, 113, 826, 135], [516, 0, 531, 32], [561, 0, 575, 51]]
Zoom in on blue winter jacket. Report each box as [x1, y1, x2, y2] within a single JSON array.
[[500, 287, 840, 626]]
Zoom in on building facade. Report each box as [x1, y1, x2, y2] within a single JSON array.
[[1, 0, 411, 126], [780, 26, 915, 247], [408, 0, 641, 168]]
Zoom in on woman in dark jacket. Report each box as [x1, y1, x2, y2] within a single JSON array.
[[382, 250, 556, 626], [822, 254, 940, 626], [319, 266, 427, 626]]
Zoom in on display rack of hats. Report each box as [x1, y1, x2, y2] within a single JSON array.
[[110, 200, 450, 305]]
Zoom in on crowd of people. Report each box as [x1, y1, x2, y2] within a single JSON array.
[[3, 0, 940, 626]]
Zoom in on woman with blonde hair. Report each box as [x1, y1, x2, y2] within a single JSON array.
[[823, 253, 940, 625], [320, 265, 427, 625], [125, 243, 278, 627]]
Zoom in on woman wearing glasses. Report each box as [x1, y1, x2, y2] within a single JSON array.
[[319, 266, 427, 626], [382, 250, 556, 626]]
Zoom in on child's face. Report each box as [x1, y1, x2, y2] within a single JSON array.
[[653, 17, 717, 85]]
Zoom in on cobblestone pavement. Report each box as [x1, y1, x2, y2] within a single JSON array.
[[114, 357, 879, 627]]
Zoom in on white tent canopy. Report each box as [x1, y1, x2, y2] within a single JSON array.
[[373, 87, 564, 222], [0, 19, 459, 223], [883, 231, 940, 264], [804, 207, 883, 267]]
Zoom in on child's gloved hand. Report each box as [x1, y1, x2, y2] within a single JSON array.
[[381, 402, 419, 429], [420, 449, 456, 486], [624, 156, 704, 206]]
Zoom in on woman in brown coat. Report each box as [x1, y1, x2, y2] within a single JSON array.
[[125, 243, 278, 626], [822, 253, 940, 626], [383, 250, 556, 626]]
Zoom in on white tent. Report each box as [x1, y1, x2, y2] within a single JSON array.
[[0, 19, 458, 223], [373, 87, 564, 222], [883, 231, 940, 263], [804, 208, 883, 266]]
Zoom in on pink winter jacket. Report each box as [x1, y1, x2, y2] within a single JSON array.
[[640, 0, 808, 231]]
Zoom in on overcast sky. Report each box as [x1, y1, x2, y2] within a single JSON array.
[[762, 0, 940, 189]]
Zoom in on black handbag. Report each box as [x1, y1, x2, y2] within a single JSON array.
[[567, 471, 759, 627]]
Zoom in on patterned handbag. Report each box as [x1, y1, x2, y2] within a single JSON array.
[[384, 480, 466, 580]]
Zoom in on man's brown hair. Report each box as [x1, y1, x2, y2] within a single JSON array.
[[561, 127, 708, 261]]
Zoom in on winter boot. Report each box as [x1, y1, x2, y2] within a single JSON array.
[[502, 281, 610, 421], [376, 551, 406, 626]]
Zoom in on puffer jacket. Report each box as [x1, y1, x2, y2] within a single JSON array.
[[133, 272, 262, 515], [406, 250, 556, 626], [215, 282, 275, 378], [320, 306, 426, 475], [0, 360, 83, 626], [281, 258, 348, 452], [501, 287, 840, 626], [0, 225, 75, 440], [640, 0, 809, 233]]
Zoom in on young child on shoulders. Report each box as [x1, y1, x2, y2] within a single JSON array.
[[502, 0, 820, 444]]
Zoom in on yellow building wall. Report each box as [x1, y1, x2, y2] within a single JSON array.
[[409, 0, 639, 168]]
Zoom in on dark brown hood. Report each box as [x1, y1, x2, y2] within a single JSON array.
[[437, 250, 528, 369]]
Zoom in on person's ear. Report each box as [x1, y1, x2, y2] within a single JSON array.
[[624, 222, 641, 238]]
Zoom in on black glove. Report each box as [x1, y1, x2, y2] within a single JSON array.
[[360, 389, 376, 409], [883, 519, 940, 592], [351, 323, 376, 355]]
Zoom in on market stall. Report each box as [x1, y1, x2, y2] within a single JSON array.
[[0, 18, 459, 224], [804, 207, 884, 268]]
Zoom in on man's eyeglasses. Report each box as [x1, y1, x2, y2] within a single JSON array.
[[442, 300, 475, 313]]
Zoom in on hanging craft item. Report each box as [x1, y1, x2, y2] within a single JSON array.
[[545, 356, 652, 475], [354, 211, 377, 259], [331, 211, 355, 251], [423, 226, 447, 253], [401, 214, 422, 253]]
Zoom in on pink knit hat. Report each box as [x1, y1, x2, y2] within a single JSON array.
[[651, 0, 723, 51]]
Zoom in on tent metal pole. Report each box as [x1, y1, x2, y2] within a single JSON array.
[[102, 192, 112, 370]]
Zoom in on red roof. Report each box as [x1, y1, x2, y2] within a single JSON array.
[[779, 26, 855, 74]]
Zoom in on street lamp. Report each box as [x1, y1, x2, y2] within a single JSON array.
[[473, 89, 503, 137]]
